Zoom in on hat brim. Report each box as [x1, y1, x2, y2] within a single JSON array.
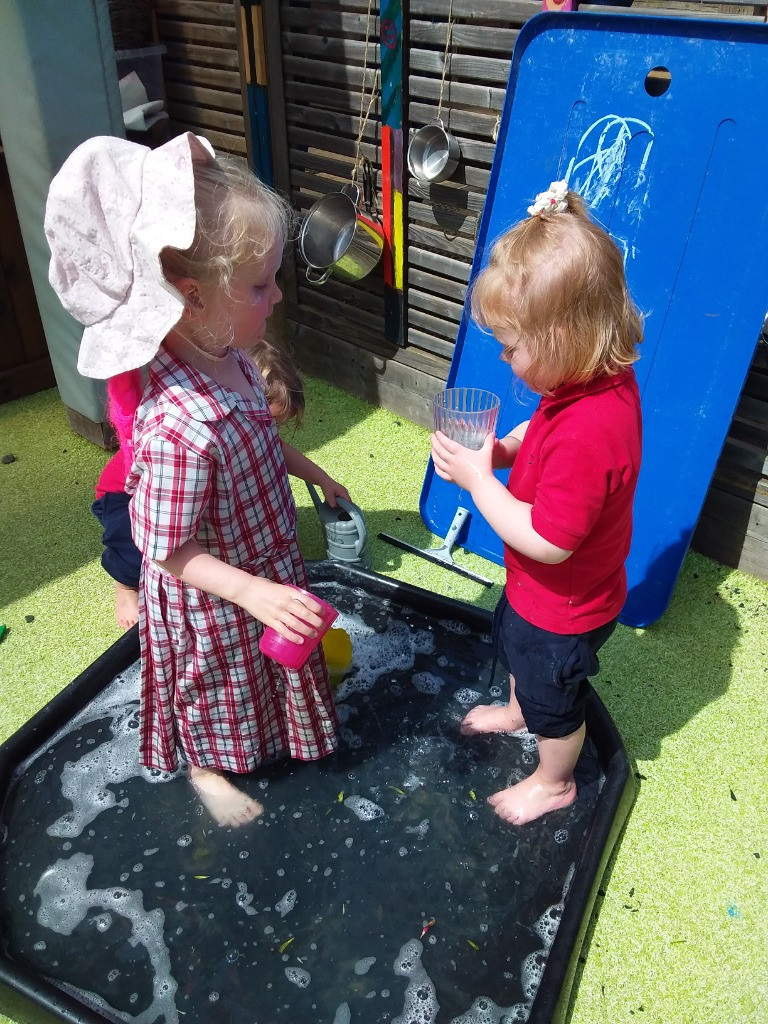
[[76, 132, 216, 379]]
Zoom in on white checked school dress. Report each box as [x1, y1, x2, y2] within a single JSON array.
[[126, 347, 339, 773]]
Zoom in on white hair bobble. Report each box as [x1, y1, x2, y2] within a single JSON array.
[[527, 180, 569, 217]]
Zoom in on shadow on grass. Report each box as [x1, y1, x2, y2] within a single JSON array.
[[595, 547, 737, 766]]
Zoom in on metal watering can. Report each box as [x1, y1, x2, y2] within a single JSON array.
[[306, 483, 370, 567]]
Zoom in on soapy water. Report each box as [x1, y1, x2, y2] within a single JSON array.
[[0, 581, 604, 1024]]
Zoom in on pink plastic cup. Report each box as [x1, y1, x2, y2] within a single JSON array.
[[258, 584, 339, 670]]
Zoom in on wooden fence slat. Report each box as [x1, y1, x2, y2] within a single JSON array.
[[408, 247, 472, 283], [154, 0, 236, 20], [280, 8, 383, 35], [287, 117, 380, 150], [408, 179, 487, 215], [406, 328, 457, 366], [408, 307, 461, 347], [284, 81, 370, 116], [165, 82, 243, 112], [283, 55, 380, 92], [408, 267, 469, 303], [164, 39, 241, 69], [156, 17, 238, 47], [409, 201, 478, 243], [409, 287, 465, 323], [407, 74, 506, 110], [409, 48, 512, 85], [410, 18, 520, 54], [409, 101, 500, 143], [411, 0, 540, 19], [167, 100, 246, 134], [163, 62, 240, 91], [169, 120, 247, 155]]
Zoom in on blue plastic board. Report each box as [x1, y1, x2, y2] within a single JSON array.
[[420, 12, 768, 627]]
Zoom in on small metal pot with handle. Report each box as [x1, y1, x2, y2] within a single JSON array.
[[407, 118, 461, 184], [299, 183, 384, 286]]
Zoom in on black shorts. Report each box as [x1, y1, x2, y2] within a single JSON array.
[[91, 492, 141, 589], [493, 594, 616, 739]]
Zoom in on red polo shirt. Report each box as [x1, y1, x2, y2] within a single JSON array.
[[504, 368, 642, 634]]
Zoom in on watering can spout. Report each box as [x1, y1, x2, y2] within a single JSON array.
[[306, 483, 370, 567]]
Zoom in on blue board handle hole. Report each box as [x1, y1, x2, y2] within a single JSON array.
[[645, 65, 671, 97]]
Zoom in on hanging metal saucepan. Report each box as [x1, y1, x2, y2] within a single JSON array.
[[407, 118, 461, 184], [298, 183, 384, 286]]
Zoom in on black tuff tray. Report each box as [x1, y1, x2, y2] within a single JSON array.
[[0, 562, 634, 1024]]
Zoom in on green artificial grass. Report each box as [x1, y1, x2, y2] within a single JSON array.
[[1, 382, 767, 1024]]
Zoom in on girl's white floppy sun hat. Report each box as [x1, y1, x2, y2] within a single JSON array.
[[45, 131, 216, 380]]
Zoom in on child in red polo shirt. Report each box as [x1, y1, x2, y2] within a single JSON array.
[[430, 181, 643, 826]]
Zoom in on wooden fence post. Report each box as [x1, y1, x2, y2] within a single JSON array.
[[380, 0, 407, 346]]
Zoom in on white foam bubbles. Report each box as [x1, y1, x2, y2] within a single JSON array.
[[392, 938, 439, 1024], [38, 666, 181, 840], [333, 1002, 352, 1024], [344, 796, 384, 821], [405, 818, 430, 839], [275, 889, 297, 917], [236, 882, 257, 916], [34, 853, 179, 1023], [354, 956, 376, 975], [449, 995, 517, 1023], [334, 616, 435, 700], [284, 966, 310, 988], [521, 949, 547, 1001], [438, 619, 472, 636], [411, 672, 445, 695], [453, 688, 484, 707], [533, 904, 562, 948]]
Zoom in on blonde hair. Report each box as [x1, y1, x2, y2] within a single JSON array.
[[161, 154, 296, 290], [471, 189, 642, 393], [251, 339, 305, 426]]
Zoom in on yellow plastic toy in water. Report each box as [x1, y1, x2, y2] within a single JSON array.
[[322, 627, 353, 687]]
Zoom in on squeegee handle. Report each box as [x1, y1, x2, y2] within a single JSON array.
[[443, 506, 470, 550]]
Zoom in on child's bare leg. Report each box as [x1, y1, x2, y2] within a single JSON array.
[[188, 764, 264, 828], [115, 582, 140, 630], [488, 723, 585, 826], [461, 673, 526, 735]]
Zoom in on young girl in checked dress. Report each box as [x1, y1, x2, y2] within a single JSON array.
[[91, 341, 308, 632], [431, 182, 642, 826], [45, 132, 348, 827]]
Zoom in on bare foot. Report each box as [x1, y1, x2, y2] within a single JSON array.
[[188, 765, 264, 827], [461, 703, 526, 736], [487, 773, 577, 826], [115, 583, 139, 630]]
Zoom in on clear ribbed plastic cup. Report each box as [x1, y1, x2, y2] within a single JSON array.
[[433, 388, 501, 450]]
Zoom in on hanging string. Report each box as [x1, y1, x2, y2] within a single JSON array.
[[352, 0, 380, 186], [435, 0, 455, 123]]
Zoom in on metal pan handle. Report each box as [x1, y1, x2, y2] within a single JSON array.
[[341, 182, 362, 207], [306, 266, 332, 285]]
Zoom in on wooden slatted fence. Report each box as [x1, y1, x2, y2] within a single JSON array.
[[155, 0, 247, 156]]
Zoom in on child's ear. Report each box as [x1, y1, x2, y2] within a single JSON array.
[[175, 277, 205, 314]]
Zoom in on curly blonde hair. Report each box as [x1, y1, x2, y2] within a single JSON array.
[[471, 189, 642, 393], [161, 153, 296, 291], [251, 340, 305, 426]]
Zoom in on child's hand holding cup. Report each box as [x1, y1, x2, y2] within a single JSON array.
[[259, 584, 339, 670]]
